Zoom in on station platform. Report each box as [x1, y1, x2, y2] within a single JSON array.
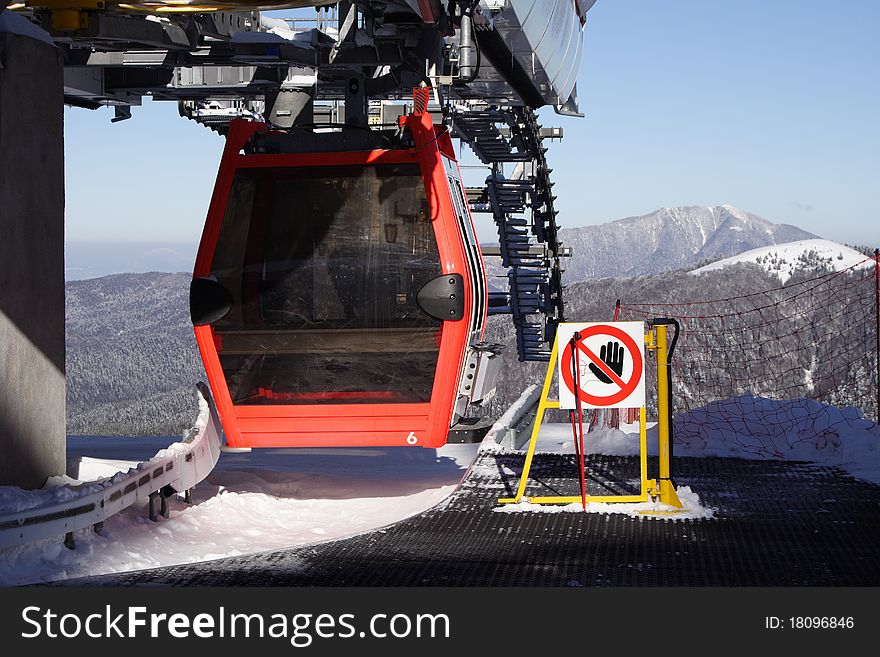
[[75, 451, 880, 586]]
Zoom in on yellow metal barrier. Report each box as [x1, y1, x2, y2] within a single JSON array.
[[653, 323, 682, 508], [498, 321, 682, 509]]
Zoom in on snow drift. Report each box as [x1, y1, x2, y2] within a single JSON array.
[[526, 396, 880, 484], [691, 239, 871, 283]]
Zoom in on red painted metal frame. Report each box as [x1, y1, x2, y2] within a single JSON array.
[[193, 114, 482, 449]]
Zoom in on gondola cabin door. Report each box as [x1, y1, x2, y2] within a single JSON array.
[[190, 109, 487, 448]]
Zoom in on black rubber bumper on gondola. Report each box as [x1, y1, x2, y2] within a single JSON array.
[[446, 417, 495, 443]]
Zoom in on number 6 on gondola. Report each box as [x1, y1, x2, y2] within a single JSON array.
[[189, 99, 495, 449]]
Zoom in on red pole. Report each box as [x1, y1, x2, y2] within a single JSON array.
[[569, 335, 587, 509], [574, 343, 587, 511], [612, 299, 623, 430]]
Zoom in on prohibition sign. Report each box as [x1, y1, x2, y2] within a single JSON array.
[[561, 324, 644, 406]]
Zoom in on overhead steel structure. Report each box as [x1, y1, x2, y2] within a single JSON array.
[[6, 0, 595, 363], [7, 1, 592, 115], [3, 1, 595, 452]]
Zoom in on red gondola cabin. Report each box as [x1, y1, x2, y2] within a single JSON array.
[[190, 103, 493, 449]]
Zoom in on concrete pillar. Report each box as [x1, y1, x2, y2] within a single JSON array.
[[0, 13, 66, 489]]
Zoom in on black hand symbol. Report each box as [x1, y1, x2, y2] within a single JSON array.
[[589, 341, 625, 383]]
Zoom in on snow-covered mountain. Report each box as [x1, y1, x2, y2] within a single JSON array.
[[558, 205, 815, 281], [691, 239, 871, 283]]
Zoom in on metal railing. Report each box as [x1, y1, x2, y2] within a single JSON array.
[[0, 383, 223, 549]]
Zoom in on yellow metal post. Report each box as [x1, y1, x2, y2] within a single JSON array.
[[639, 406, 651, 494], [655, 323, 683, 508], [498, 336, 560, 504]]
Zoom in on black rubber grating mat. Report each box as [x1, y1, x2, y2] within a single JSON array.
[[76, 453, 880, 586]]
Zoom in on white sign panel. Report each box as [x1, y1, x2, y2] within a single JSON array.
[[556, 321, 646, 410]]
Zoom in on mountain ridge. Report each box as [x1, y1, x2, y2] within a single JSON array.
[[557, 204, 816, 281]]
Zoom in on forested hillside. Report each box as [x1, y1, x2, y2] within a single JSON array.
[[480, 260, 877, 422], [66, 273, 200, 435], [66, 253, 876, 435]]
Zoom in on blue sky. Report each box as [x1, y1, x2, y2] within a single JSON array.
[[65, 0, 879, 247]]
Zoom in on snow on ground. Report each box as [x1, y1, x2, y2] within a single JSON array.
[[530, 423, 652, 457], [0, 439, 478, 586], [492, 396, 880, 485], [480, 394, 879, 518], [482, 422, 717, 519], [674, 397, 880, 483], [496, 486, 713, 521], [691, 239, 870, 283], [2, 394, 876, 583]]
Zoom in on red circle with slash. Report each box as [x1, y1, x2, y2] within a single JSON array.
[[561, 324, 643, 406]]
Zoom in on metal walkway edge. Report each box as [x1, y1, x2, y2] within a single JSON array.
[[0, 383, 223, 549], [75, 451, 880, 586]]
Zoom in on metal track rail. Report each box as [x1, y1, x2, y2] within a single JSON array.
[[0, 383, 223, 549], [456, 106, 567, 361]]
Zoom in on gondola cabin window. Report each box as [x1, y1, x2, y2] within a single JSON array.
[[208, 163, 442, 405]]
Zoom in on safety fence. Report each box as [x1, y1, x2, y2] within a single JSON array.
[[601, 253, 880, 457], [0, 384, 222, 549]]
